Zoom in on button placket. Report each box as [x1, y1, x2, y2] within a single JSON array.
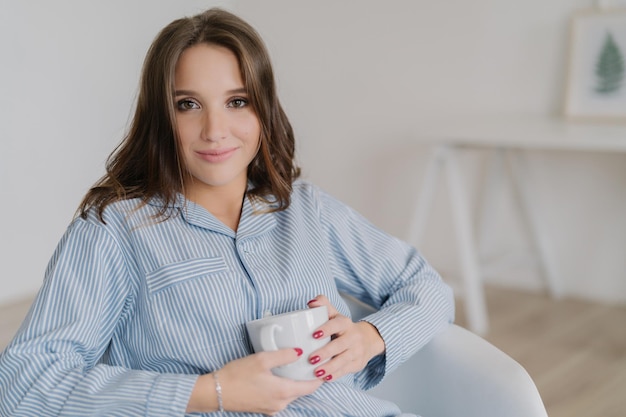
[[236, 238, 269, 319]]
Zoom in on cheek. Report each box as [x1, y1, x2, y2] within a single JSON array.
[[235, 115, 261, 144], [178, 120, 196, 136], [175, 115, 201, 141]]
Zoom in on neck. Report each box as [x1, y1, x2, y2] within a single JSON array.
[[185, 181, 247, 231]]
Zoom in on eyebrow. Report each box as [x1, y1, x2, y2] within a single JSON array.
[[174, 87, 247, 97]]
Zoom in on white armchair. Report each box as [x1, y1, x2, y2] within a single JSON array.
[[343, 295, 548, 417]]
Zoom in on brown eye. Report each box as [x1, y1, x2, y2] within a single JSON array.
[[227, 98, 248, 108], [177, 99, 200, 110]]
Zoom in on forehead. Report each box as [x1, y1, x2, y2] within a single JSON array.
[[175, 43, 244, 89]]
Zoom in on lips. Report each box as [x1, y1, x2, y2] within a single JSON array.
[[196, 147, 237, 163]]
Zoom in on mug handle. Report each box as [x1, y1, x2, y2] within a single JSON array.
[[259, 323, 281, 351]]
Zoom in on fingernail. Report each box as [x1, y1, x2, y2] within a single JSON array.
[[307, 299, 317, 305], [324, 374, 333, 381], [315, 369, 326, 377], [294, 348, 303, 356], [313, 330, 324, 339], [309, 355, 321, 364]]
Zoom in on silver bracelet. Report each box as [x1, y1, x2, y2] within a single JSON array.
[[213, 371, 224, 412]]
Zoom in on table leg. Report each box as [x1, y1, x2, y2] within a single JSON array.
[[408, 145, 447, 246], [444, 146, 489, 335], [505, 150, 562, 298], [475, 148, 506, 258], [409, 144, 489, 335]]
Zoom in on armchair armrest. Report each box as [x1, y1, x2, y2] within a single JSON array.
[[343, 295, 548, 417]]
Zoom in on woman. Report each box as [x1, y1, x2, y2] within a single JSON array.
[[0, 8, 454, 416]]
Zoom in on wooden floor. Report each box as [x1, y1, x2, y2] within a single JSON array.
[[1, 286, 625, 416], [455, 286, 626, 417]]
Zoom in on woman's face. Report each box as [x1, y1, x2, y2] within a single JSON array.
[[174, 43, 261, 197]]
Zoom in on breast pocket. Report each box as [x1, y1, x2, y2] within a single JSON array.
[[140, 256, 247, 364], [145, 256, 228, 295]]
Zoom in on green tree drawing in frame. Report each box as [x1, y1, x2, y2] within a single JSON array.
[[595, 31, 625, 94]]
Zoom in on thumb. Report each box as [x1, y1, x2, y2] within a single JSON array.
[[260, 347, 304, 369]]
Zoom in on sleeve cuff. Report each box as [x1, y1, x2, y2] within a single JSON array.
[[146, 373, 198, 417], [356, 292, 454, 390]]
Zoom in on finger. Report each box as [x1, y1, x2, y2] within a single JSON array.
[[309, 326, 351, 363], [257, 347, 305, 369], [313, 352, 353, 383], [307, 294, 339, 317], [323, 314, 352, 335], [312, 338, 361, 382], [311, 313, 351, 344], [284, 377, 324, 395]]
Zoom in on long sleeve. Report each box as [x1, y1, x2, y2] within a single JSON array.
[[0, 218, 197, 416], [315, 187, 455, 389], [1, 186, 452, 417]]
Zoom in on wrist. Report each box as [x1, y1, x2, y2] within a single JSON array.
[[185, 373, 221, 414], [358, 321, 386, 358]]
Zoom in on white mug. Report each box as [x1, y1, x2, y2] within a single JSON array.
[[245, 306, 330, 380]]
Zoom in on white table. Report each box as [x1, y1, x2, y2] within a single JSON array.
[[408, 115, 626, 335]]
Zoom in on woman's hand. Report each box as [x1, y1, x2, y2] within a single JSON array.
[[307, 295, 385, 382], [187, 348, 323, 415]]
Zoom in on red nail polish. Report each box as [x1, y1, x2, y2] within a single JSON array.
[[313, 330, 324, 339], [309, 355, 320, 364], [315, 369, 326, 377], [307, 299, 317, 305], [324, 374, 333, 381], [295, 348, 303, 356]]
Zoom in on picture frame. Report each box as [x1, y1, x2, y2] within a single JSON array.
[[564, 8, 626, 122]]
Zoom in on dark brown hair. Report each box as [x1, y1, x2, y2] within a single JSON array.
[[78, 8, 300, 221]]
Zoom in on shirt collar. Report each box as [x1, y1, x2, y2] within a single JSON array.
[[147, 192, 278, 238]]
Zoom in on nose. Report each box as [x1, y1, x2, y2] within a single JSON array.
[[201, 110, 227, 141]]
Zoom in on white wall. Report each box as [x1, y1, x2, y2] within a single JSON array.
[[232, 0, 626, 304], [1, 0, 625, 306], [0, 0, 231, 305]]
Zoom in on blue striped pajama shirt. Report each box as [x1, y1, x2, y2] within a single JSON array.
[[0, 180, 454, 416]]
